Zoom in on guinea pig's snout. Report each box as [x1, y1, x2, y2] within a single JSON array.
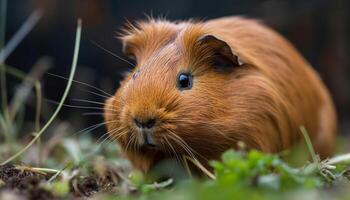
[[133, 118, 156, 129], [133, 118, 157, 147]]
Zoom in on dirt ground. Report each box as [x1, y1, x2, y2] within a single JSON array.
[[0, 164, 122, 200]]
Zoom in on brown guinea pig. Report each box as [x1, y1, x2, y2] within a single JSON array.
[[104, 16, 337, 172]]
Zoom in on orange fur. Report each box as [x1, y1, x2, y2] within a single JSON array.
[[104, 17, 337, 172]]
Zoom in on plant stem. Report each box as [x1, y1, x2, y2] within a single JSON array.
[[328, 153, 350, 165], [0, 19, 82, 165], [0, 8, 42, 142], [32, 167, 61, 173], [0, 10, 42, 62], [34, 82, 42, 165], [0, 0, 6, 49], [300, 126, 318, 163], [0, 0, 9, 137]]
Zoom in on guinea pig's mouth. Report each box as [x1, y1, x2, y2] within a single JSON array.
[[139, 144, 159, 152], [140, 140, 158, 150], [135, 128, 160, 150]]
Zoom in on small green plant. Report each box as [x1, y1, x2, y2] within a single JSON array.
[[113, 148, 349, 200], [109, 127, 350, 200]]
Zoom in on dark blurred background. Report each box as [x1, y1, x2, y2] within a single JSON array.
[[3, 0, 350, 136]]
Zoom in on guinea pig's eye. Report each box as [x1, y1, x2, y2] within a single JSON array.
[[132, 69, 140, 79], [177, 73, 193, 90]]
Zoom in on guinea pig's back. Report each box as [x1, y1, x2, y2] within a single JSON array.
[[204, 17, 337, 158]]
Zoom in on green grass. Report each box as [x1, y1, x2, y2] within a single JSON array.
[[0, 19, 81, 165]]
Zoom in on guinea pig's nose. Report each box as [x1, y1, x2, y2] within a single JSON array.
[[142, 129, 156, 147], [134, 118, 156, 129]]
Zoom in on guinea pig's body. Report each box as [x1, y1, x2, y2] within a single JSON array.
[[104, 17, 337, 172]]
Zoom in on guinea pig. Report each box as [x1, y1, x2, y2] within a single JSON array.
[[104, 16, 337, 172]]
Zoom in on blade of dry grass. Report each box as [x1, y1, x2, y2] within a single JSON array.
[[1, 65, 43, 131], [328, 153, 350, 165], [144, 178, 174, 190], [9, 57, 51, 121], [47, 162, 72, 183], [1, 19, 82, 165], [183, 155, 216, 180], [32, 167, 61, 174], [34, 81, 42, 165], [34, 82, 42, 132]]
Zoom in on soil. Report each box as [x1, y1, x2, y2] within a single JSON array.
[[0, 164, 55, 200], [0, 164, 121, 200]]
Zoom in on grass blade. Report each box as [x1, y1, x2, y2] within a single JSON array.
[[1, 64, 44, 138], [0, 9, 42, 62], [1, 19, 82, 165], [0, 112, 6, 133], [9, 57, 51, 121], [0, 8, 41, 141], [0, 0, 6, 49], [300, 126, 318, 163], [0, 0, 8, 131]]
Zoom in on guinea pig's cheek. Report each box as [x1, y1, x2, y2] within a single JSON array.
[[104, 97, 114, 121], [119, 106, 131, 127], [161, 123, 177, 132]]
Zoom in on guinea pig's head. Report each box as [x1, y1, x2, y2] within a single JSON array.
[[104, 20, 246, 171]]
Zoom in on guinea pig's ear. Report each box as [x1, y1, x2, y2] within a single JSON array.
[[197, 34, 243, 71], [121, 36, 136, 60]]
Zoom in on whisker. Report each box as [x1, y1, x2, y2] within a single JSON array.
[[167, 134, 195, 160], [103, 124, 132, 147], [82, 112, 119, 116], [97, 126, 124, 145], [72, 98, 107, 106], [100, 132, 120, 147], [101, 125, 130, 147], [166, 134, 213, 177], [166, 130, 207, 162], [47, 72, 113, 97], [164, 136, 182, 166], [90, 40, 134, 67], [166, 120, 234, 153], [73, 120, 118, 136], [125, 133, 135, 153], [93, 127, 125, 151], [80, 88, 111, 99], [132, 133, 138, 153], [105, 132, 125, 147], [46, 99, 117, 112], [160, 140, 171, 157], [96, 132, 115, 148]]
